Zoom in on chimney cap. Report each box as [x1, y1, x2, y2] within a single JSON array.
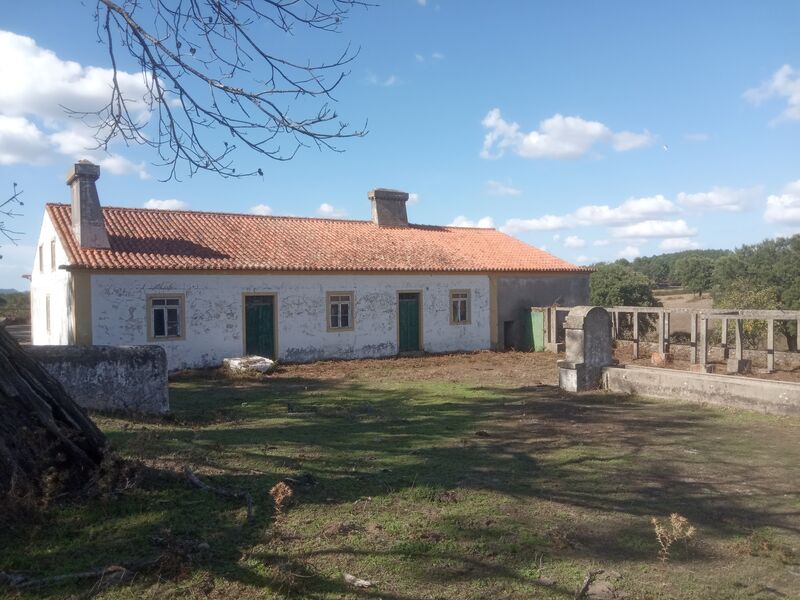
[[368, 188, 409, 202], [66, 160, 100, 185]]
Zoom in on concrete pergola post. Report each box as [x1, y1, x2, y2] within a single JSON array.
[[664, 312, 671, 354], [721, 318, 729, 359], [727, 318, 751, 374], [767, 319, 775, 373], [657, 311, 666, 355], [699, 318, 708, 366], [632, 311, 639, 359], [690, 314, 698, 364]]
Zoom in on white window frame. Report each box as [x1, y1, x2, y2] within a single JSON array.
[[449, 290, 471, 325], [326, 291, 354, 332], [147, 294, 186, 341]]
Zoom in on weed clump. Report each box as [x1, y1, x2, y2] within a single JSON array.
[[651, 513, 696, 562]]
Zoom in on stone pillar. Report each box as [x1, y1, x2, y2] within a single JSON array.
[[557, 306, 614, 392], [690, 313, 698, 364], [690, 317, 713, 373], [632, 311, 639, 359], [657, 311, 666, 355], [699, 317, 708, 365], [664, 312, 671, 354]]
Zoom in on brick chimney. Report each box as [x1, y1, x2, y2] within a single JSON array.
[[368, 188, 409, 227], [66, 160, 110, 249]]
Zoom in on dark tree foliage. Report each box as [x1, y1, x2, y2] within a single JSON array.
[[84, 0, 369, 179], [589, 262, 660, 307], [713, 235, 800, 350], [673, 256, 715, 298], [630, 250, 730, 287]]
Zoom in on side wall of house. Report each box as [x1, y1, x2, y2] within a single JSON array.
[[495, 273, 590, 349], [30, 212, 73, 345], [90, 273, 491, 369]]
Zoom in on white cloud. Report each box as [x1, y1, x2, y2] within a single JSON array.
[[250, 203, 273, 216], [408, 193, 420, 204], [575, 255, 590, 264], [449, 215, 495, 228], [618, 246, 640, 259], [677, 186, 761, 212], [744, 64, 800, 122], [415, 53, 425, 63], [573, 195, 677, 226], [368, 73, 399, 87], [481, 108, 653, 160], [612, 219, 696, 239], [417, 0, 427, 5], [144, 198, 189, 210], [683, 132, 710, 142], [318, 202, 347, 217], [563, 235, 585, 248], [100, 154, 149, 179], [501, 215, 568, 234], [0, 30, 150, 176], [486, 179, 521, 196], [431, 52, 445, 60], [0, 115, 50, 165], [593, 239, 609, 246], [660, 237, 701, 251], [764, 180, 800, 224]]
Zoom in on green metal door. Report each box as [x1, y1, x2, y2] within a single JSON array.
[[245, 295, 275, 358], [398, 293, 420, 352]]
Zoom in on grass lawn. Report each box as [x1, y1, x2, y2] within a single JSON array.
[[2, 352, 799, 599]]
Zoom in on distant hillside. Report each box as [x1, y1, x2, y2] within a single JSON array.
[[0, 288, 19, 294]]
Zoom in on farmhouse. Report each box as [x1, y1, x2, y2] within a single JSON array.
[[30, 161, 589, 369]]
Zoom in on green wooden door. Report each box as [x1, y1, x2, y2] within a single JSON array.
[[245, 295, 275, 358], [398, 293, 420, 352], [531, 310, 545, 351]]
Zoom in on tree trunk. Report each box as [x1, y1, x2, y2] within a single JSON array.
[[0, 324, 107, 505]]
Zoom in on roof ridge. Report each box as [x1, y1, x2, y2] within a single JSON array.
[[45, 202, 372, 225]]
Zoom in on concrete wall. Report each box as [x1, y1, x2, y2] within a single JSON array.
[[26, 344, 169, 414], [497, 273, 590, 348], [90, 273, 491, 369], [603, 365, 800, 417], [30, 212, 73, 345]]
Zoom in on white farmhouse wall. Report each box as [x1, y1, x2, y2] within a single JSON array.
[[30, 212, 73, 345], [90, 273, 491, 369]]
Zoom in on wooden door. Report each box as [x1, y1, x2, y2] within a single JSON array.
[[244, 295, 275, 358], [398, 292, 421, 352]]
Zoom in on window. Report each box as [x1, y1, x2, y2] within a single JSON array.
[[327, 292, 354, 331], [148, 295, 185, 340], [50, 240, 57, 271], [38, 244, 43, 273], [450, 290, 470, 324], [45, 295, 51, 334]]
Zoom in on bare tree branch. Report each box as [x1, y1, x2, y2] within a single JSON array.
[[0, 184, 24, 251], [71, 0, 371, 180]]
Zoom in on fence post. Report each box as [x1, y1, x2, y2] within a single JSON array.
[[690, 313, 698, 364], [721, 318, 729, 359], [767, 319, 775, 373], [632, 311, 639, 359], [699, 317, 708, 366], [657, 310, 665, 355], [664, 311, 671, 354]]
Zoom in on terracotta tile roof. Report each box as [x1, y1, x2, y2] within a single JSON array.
[[47, 204, 587, 273]]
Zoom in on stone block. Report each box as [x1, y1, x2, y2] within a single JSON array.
[[651, 352, 673, 367], [726, 358, 752, 374]]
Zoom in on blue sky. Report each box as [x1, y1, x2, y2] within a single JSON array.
[[1, 1, 799, 289]]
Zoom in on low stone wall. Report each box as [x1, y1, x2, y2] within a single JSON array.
[[603, 365, 800, 417], [26, 345, 169, 414]]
